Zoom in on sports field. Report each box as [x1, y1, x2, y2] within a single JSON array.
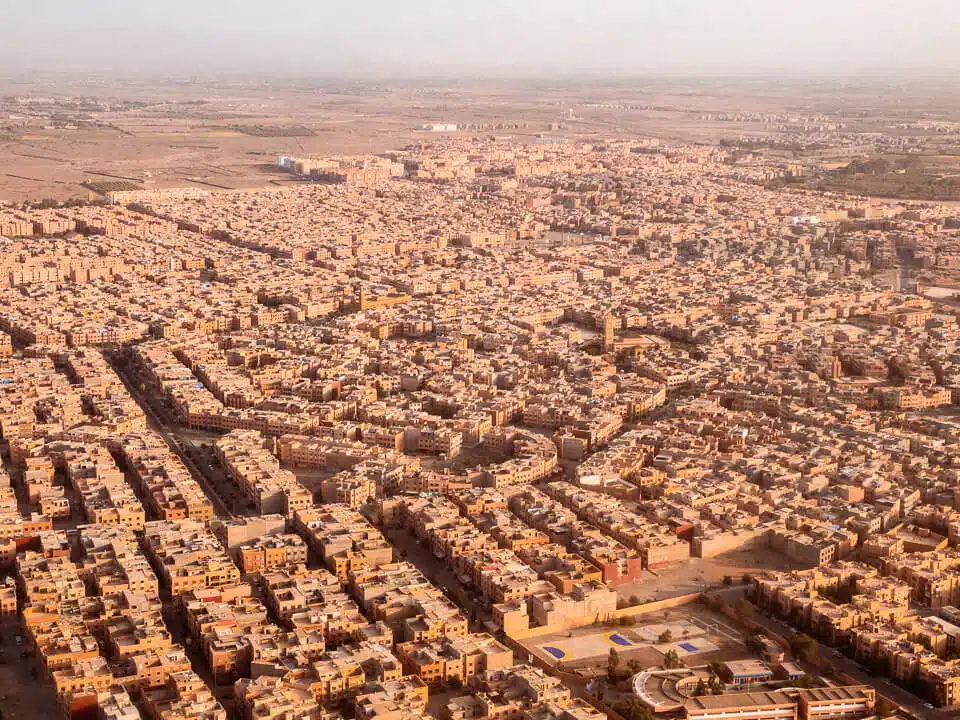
[[527, 610, 749, 669], [535, 617, 709, 665]]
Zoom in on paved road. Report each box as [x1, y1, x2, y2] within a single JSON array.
[[179, 438, 253, 516], [385, 528, 493, 632], [0, 617, 58, 720], [750, 611, 950, 720], [109, 356, 235, 519]]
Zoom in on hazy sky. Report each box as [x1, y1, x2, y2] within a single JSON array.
[[0, 0, 956, 77]]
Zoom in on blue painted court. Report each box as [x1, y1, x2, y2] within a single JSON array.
[[535, 617, 715, 666], [608, 633, 633, 647]]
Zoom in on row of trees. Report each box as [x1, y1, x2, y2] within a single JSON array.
[[606, 647, 684, 684]]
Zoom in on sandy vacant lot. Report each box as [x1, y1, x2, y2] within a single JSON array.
[[4, 74, 960, 203], [615, 548, 804, 604]]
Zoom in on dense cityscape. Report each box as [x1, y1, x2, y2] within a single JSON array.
[[3, 112, 960, 720]]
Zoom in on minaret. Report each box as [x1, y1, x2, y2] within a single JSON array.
[[602, 314, 615, 353]]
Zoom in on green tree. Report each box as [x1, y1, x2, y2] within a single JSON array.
[[663, 649, 682, 669], [658, 630, 673, 644], [723, 575, 733, 586], [695, 678, 707, 696], [607, 648, 621, 682], [710, 662, 732, 683], [788, 632, 818, 663], [615, 697, 655, 720], [795, 675, 815, 688]]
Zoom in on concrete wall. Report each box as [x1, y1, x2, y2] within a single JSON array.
[[508, 591, 703, 641], [693, 528, 768, 558]]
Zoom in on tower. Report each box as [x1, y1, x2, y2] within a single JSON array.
[[602, 314, 615, 353]]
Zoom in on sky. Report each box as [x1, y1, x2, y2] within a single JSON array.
[[0, 0, 956, 78]]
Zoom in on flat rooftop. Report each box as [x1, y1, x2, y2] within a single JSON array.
[[685, 690, 794, 711], [798, 686, 874, 702]]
